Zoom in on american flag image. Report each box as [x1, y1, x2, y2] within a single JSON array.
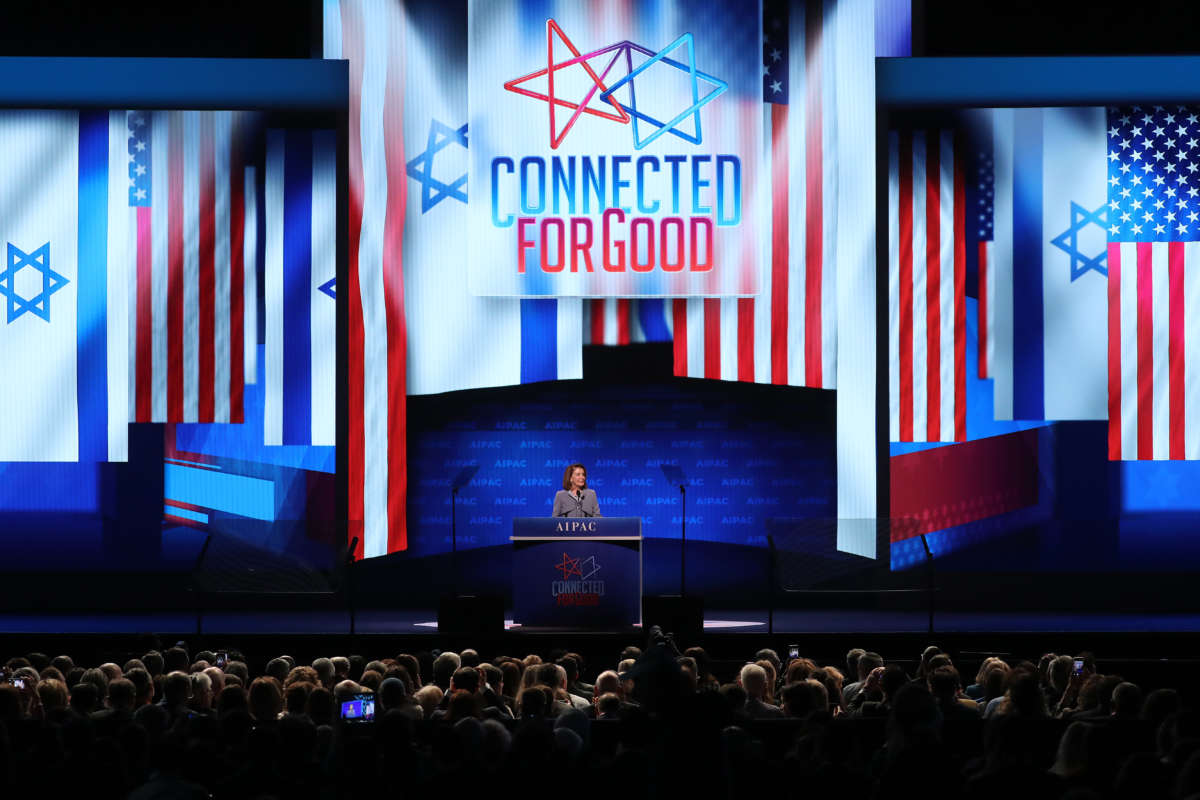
[[1107, 105, 1200, 460], [128, 110, 247, 424], [672, 0, 835, 388], [888, 128, 967, 443]]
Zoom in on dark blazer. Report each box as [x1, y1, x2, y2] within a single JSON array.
[[552, 488, 601, 517]]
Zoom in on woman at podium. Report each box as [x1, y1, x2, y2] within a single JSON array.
[[552, 463, 602, 518]]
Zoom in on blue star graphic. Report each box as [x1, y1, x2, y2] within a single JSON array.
[[1049, 201, 1109, 281], [317, 277, 336, 300], [600, 32, 728, 151], [406, 119, 468, 213], [0, 242, 67, 323]]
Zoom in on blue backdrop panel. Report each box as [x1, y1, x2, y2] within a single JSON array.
[[407, 380, 836, 557]]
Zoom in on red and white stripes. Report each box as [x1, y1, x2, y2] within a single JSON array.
[[978, 239, 993, 379], [673, 0, 835, 387], [1107, 242, 1200, 460], [331, 0, 409, 558], [131, 111, 244, 424], [888, 129, 966, 443]]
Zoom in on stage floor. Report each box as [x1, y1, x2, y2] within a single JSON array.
[[1, 608, 1199, 635]]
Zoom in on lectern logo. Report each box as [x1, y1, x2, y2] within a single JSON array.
[[551, 552, 605, 606]]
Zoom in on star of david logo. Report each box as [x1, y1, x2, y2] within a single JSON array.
[[317, 277, 336, 300], [504, 21, 726, 150], [405, 119, 468, 213], [1050, 201, 1109, 281], [600, 33, 728, 150], [0, 242, 68, 323], [555, 552, 583, 580]]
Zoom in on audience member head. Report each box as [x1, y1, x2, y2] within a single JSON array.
[[107, 677, 136, 712], [739, 663, 769, 702], [265, 657, 290, 684], [593, 670, 622, 702], [141, 651, 164, 677], [36, 678, 68, 714], [396, 654, 421, 688], [330, 656, 350, 680], [499, 661, 520, 699], [781, 680, 828, 718], [1111, 681, 1143, 718], [284, 681, 313, 715], [1142, 688, 1181, 728], [413, 685, 443, 719], [248, 677, 283, 721], [187, 672, 212, 710], [311, 658, 334, 688], [450, 666, 481, 694], [216, 684, 248, 717], [306, 686, 335, 725], [378, 677, 407, 712], [163, 647, 189, 674], [98, 662, 122, 683], [754, 648, 781, 677], [927, 666, 961, 703], [432, 652, 461, 690], [80, 667, 109, 705], [857, 651, 883, 681], [163, 671, 191, 709], [69, 682, 98, 715], [460, 648, 481, 668]]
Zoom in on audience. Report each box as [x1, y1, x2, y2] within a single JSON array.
[[0, 636, 1188, 797]]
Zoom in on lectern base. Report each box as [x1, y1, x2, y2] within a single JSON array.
[[643, 595, 704, 644]]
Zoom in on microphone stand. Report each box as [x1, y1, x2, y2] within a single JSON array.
[[449, 465, 480, 599], [679, 482, 687, 595]]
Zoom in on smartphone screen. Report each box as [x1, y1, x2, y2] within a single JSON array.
[[12, 677, 24, 689], [215, 652, 228, 668], [340, 693, 376, 723], [1072, 659, 1084, 676], [787, 646, 800, 661]]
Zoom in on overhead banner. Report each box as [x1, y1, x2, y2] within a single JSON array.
[[468, 0, 762, 297]]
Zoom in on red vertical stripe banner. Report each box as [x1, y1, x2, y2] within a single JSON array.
[[382, 3, 409, 554], [1107, 243, 1122, 459], [953, 133, 967, 441], [135, 207, 153, 423], [672, 299, 688, 377], [1168, 242, 1185, 460], [803, 3, 822, 388], [343, 1, 366, 560], [198, 113, 216, 423], [616, 299, 631, 345], [703, 298, 721, 380], [229, 114, 245, 423], [1136, 242, 1154, 460], [977, 240, 988, 379], [897, 132, 914, 442], [770, 102, 789, 384], [924, 131, 942, 442], [737, 298, 755, 382], [167, 113, 185, 422]]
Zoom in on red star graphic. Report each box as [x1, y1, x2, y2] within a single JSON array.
[[555, 552, 583, 580], [503, 18, 630, 149]]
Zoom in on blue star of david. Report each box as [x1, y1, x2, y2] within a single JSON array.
[[406, 119, 468, 213], [0, 242, 67, 323], [317, 277, 336, 300], [599, 33, 728, 151], [1050, 202, 1108, 281]]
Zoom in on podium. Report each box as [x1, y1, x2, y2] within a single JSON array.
[[511, 517, 642, 629]]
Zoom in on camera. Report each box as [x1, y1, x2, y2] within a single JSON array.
[[340, 693, 376, 723]]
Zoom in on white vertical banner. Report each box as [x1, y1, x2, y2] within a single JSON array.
[[0, 112, 80, 461]]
